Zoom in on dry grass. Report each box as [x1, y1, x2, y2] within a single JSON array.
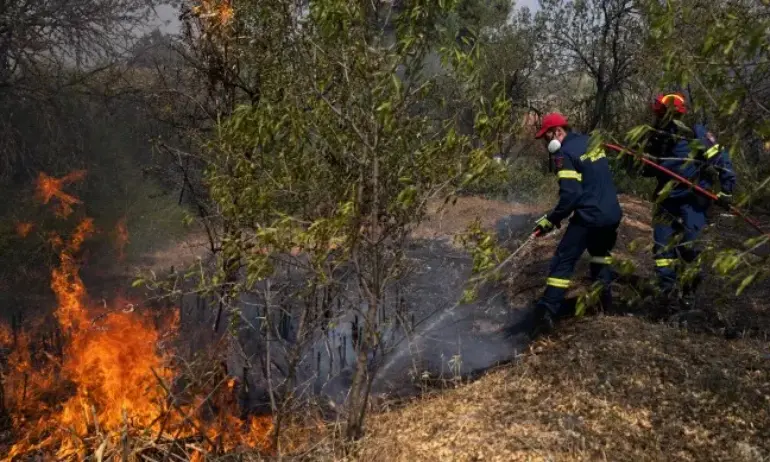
[[412, 196, 541, 242], [131, 231, 212, 274], [347, 317, 770, 462]]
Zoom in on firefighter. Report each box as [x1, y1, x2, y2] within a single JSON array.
[[528, 112, 623, 337], [642, 92, 737, 309]]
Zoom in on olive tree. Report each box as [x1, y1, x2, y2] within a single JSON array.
[[193, 0, 514, 445], [534, 0, 648, 130]]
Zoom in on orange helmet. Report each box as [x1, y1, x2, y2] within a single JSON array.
[[652, 92, 687, 115]]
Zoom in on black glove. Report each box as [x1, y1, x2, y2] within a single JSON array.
[[715, 192, 732, 209], [533, 215, 556, 236]]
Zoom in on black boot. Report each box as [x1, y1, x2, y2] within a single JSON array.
[[600, 287, 614, 313], [527, 304, 555, 341], [678, 291, 696, 311], [680, 274, 702, 311], [652, 287, 680, 319]]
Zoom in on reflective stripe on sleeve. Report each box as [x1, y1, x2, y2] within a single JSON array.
[[704, 144, 721, 159], [655, 258, 676, 267], [580, 151, 606, 162], [557, 170, 582, 181]]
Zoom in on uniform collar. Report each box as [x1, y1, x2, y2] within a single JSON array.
[[561, 131, 578, 145]]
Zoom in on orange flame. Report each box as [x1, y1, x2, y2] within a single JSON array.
[[218, 0, 234, 25], [49, 219, 94, 331], [35, 170, 87, 218], [192, 0, 234, 26], [3, 171, 275, 460], [15, 221, 33, 238]]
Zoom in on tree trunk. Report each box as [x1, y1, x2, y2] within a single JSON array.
[[589, 86, 609, 131], [346, 291, 378, 440], [347, 150, 381, 441]]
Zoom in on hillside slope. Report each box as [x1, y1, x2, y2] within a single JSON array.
[[341, 194, 770, 462], [353, 316, 769, 461], [132, 194, 769, 461]]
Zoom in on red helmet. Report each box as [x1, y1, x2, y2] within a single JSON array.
[[535, 112, 569, 139], [652, 92, 687, 115]]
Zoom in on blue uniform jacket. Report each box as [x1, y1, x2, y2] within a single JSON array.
[[643, 122, 737, 201], [547, 132, 623, 228]]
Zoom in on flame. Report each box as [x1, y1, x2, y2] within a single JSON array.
[[50, 219, 94, 331], [218, 0, 234, 25], [61, 312, 167, 432], [3, 171, 275, 460], [15, 222, 33, 238], [35, 170, 86, 218], [193, 0, 234, 26]]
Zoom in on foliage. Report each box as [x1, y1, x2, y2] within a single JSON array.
[[0, 0, 172, 179], [193, 0, 517, 443], [454, 217, 510, 302], [601, 0, 770, 298], [5, 0, 770, 455], [646, 0, 770, 187], [462, 155, 557, 202], [534, 0, 650, 131]]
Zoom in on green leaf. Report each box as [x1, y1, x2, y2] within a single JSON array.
[[461, 287, 478, 303], [736, 272, 757, 295], [575, 297, 586, 317], [391, 73, 403, 100], [723, 38, 735, 55]]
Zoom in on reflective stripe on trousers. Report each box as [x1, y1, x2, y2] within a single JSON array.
[[537, 222, 618, 316]]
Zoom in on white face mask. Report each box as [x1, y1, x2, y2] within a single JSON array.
[[547, 139, 561, 154]]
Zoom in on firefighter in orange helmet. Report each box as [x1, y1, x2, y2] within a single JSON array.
[[642, 92, 737, 310]]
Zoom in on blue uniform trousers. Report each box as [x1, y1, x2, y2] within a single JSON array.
[[536, 221, 619, 317], [652, 198, 708, 292]]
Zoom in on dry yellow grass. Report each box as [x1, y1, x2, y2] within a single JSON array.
[[347, 316, 770, 462], [412, 195, 541, 242]]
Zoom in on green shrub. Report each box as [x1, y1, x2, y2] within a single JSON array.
[[462, 155, 556, 204]]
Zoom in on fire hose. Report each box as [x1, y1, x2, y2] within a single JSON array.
[[603, 143, 768, 237], [470, 142, 767, 284]]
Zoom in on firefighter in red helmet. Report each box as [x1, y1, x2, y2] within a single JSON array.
[[526, 112, 623, 338]]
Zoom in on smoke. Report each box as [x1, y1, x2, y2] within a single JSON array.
[[495, 212, 538, 244], [370, 213, 537, 395], [178, 213, 539, 409]]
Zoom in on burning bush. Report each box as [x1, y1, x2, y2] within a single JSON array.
[[0, 171, 274, 461]]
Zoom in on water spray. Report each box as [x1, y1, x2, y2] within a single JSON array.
[[379, 229, 547, 380], [467, 229, 542, 286]]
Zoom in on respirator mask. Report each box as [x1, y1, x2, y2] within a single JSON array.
[[547, 139, 561, 154]]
